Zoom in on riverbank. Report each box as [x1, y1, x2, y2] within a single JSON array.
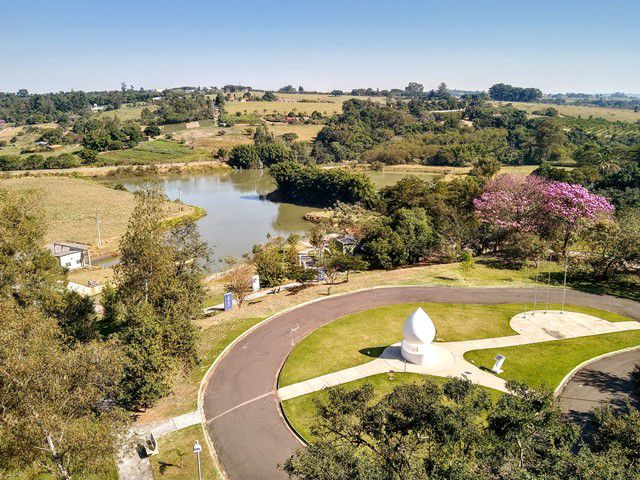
[[0, 175, 203, 255]]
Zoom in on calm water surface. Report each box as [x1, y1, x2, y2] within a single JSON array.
[[120, 169, 422, 270], [121, 170, 313, 269]]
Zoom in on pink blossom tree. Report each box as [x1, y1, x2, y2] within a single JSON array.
[[474, 174, 614, 256], [473, 174, 548, 236], [542, 181, 614, 253]]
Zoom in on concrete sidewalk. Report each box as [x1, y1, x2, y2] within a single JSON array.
[[116, 411, 201, 480], [277, 310, 640, 401]]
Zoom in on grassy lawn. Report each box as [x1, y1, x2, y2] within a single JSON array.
[[278, 300, 630, 387], [282, 373, 503, 442], [98, 139, 209, 165], [139, 255, 634, 425], [464, 330, 640, 389], [150, 424, 219, 480], [0, 176, 196, 253]]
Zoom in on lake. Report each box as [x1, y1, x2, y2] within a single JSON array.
[[119, 169, 423, 270], [120, 170, 314, 270]]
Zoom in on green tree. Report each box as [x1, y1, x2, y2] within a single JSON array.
[[144, 125, 161, 137], [108, 187, 208, 408], [391, 208, 435, 263], [356, 222, 407, 270]]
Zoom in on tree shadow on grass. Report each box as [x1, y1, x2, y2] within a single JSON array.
[[359, 346, 387, 358]]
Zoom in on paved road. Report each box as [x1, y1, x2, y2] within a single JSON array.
[[559, 348, 640, 429], [201, 286, 640, 480]]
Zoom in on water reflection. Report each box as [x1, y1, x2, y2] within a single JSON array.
[[119, 170, 313, 270]]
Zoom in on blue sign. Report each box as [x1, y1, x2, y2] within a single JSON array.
[[223, 292, 233, 311]]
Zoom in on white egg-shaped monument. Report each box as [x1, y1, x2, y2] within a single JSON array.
[[401, 307, 451, 367]]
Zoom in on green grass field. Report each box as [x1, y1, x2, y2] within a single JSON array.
[[0, 175, 192, 252], [282, 373, 503, 442], [278, 302, 633, 388], [491, 100, 640, 123], [464, 330, 640, 389], [94, 103, 157, 122], [98, 139, 209, 165], [149, 424, 219, 480]]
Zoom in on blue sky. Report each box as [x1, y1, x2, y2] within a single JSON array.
[[2, 0, 639, 94]]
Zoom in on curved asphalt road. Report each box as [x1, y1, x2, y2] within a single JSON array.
[[201, 286, 640, 479], [559, 348, 640, 430]]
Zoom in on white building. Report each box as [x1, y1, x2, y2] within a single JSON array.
[[48, 242, 91, 271]]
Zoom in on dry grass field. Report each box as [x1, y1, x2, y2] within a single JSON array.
[[492, 101, 640, 123], [0, 176, 195, 253], [0, 123, 80, 157], [174, 122, 323, 150], [225, 92, 386, 116], [93, 103, 157, 121]]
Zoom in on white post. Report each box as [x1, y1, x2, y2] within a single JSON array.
[[96, 213, 102, 247], [523, 286, 528, 319], [193, 440, 202, 480]]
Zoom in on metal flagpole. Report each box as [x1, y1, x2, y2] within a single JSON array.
[[545, 253, 552, 313], [532, 261, 540, 315], [561, 254, 568, 314]]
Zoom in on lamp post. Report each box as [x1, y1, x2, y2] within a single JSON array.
[[193, 440, 202, 480]]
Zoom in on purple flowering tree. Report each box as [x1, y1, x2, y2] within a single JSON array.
[[473, 174, 548, 236], [542, 181, 614, 253], [474, 174, 614, 256]]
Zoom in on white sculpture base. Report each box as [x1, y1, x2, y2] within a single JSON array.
[[400, 340, 453, 367]]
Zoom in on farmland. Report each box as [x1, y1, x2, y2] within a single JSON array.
[[0, 176, 197, 253], [93, 102, 158, 121], [492, 100, 640, 123], [97, 138, 210, 165], [224, 92, 386, 116], [171, 121, 324, 150]]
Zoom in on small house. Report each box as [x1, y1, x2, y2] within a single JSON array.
[[48, 242, 91, 270]]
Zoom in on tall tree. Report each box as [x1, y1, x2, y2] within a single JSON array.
[[109, 186, 209, 408]]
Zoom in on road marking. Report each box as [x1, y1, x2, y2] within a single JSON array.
[[206, 392, 273, 423]]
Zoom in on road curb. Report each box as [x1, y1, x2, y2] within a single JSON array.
[[554, 344, 640, 396]]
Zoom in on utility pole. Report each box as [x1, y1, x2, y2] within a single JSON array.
[[95, 213, 102, 247]]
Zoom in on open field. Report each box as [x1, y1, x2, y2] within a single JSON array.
[[172, 122, 323, 151], [282, 373, 503, 442], [225, 93, 386, 116], [465, 330, 640, 389], [0, 123, 80, 157], [492, 100, 640, 123], [98, 139, 211, 165], [94, 103, 157, 122], [150, 424, 219, 480], [0, 160, 229, 178], [0, 176, 197, 253], [278, 301, 630, 387]]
